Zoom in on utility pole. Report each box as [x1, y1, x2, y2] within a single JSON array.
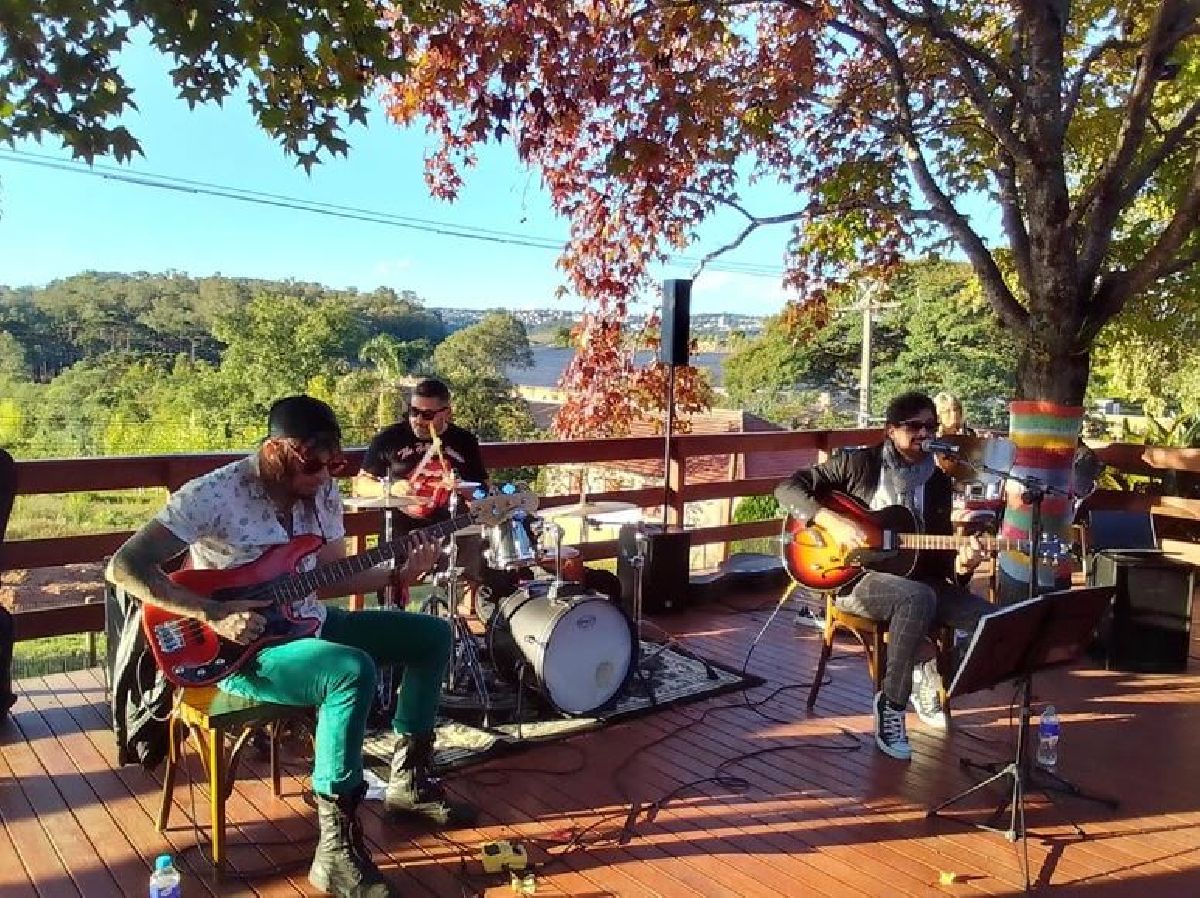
[[850, 281, 898, 428]]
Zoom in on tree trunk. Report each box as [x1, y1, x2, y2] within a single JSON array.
[[1014, 334, 1090, 404]]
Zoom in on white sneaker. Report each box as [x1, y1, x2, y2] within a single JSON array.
[[873, 691, 912, 760], [910, 660, 948, 730]]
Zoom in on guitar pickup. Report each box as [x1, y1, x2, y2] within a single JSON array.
[[881, 532, 896, 551]]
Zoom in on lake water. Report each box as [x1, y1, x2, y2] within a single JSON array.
[[510, 347, 728, 387]]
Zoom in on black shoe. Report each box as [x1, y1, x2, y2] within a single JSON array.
[[309, 784, 399, 898], [873, 691, 912, 761], [384, 732, 477, 827]]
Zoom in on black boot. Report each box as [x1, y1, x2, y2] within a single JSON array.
[[384, 732, 476, 827], [309, 784, 399, 898]]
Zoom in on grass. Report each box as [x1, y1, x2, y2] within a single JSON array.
[[13, 633, 105, 679], [8, 489, 168, 539]]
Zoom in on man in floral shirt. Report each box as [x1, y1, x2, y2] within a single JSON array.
[[109, 396, 470, 898]]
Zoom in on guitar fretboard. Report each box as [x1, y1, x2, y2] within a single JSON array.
[[896, 534, 1026, 552], [270, 513, 475, 603]]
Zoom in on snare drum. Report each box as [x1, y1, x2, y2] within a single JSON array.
[[450, 525, 485, 582], [536, 545, 584, 582]]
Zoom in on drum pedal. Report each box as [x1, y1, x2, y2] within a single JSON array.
[[480, 840, 528, 873]]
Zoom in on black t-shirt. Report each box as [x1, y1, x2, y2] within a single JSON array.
[[361, 421, 488, 526]]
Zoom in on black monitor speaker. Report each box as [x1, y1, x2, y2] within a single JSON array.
[[660, 279, 691, 367], [617, 524, 691, 615], [1088, 509, 1158, 552], [1088, 551, 1194, 672]]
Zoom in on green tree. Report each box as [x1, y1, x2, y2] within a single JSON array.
[[548, 325, 574, 348], [212, 293, 357, 423], [0, 330, 30, 381], [873, 263, 1019, 428], [357, 333, 433, 427], [385, 0, 1199, 411], [432, 311, 534, 378], [1, 1, 457, 167]]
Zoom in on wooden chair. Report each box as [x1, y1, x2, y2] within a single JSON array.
[[806, 591, 955, 715], [157, 686, 310, 877]]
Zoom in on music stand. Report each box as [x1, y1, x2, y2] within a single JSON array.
[[926, 586, 1116, 892]]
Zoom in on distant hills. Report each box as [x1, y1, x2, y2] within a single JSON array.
[[434, 306, 766, 337]]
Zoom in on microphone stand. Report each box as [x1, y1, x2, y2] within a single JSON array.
[[945, 451, 1117, 814]]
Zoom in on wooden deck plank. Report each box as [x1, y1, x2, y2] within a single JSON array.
[[3, 686, 123, 898], [55, 668, 267, 898], [3, 591, 1199, 898]]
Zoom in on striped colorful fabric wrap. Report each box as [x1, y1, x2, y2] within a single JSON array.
[[998, 401, 1084, 587]]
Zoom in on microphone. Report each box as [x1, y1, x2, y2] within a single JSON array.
[[920, 438, 962, 455]]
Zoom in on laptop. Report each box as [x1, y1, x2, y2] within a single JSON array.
[[1087, 509, 1164, 556]]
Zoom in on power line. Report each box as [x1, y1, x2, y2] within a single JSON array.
[[0, 149, 788, 279]]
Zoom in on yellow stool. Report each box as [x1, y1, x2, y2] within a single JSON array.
[[157, 686, 309, 877]]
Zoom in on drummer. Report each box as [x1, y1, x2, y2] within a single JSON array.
[[360, 378, 489, 526]]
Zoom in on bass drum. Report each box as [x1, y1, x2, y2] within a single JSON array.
[[488, 586, 635, 716]]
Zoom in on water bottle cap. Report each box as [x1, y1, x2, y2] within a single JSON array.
[[154, 855, 173, 872]]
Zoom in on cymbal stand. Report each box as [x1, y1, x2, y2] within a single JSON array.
[[434, 489, 497, 725], [626, 523, 659, 704], [543, 520, 584, 599], [375, 472, 401, 719], [627, 522, 720, 686]]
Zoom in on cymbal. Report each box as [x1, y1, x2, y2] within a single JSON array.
[[933, 435, 1016, 484], [343, 494, 425, 510], [350, 472, 414, 499], [540, 500, 638, 520]]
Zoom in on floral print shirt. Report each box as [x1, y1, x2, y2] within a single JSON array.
[[155, 455, 345, 631]]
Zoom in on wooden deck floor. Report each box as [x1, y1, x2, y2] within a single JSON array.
[[3, 592, 1200, 897]]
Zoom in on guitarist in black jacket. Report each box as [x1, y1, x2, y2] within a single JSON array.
[[776, 391, 992, 760]]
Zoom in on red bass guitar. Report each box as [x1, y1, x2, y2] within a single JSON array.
[[781, 490, 1028, 590], [143, 489, 535, 687]]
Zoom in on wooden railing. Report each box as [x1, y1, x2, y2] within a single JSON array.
[[5, 430, 1199, 642]]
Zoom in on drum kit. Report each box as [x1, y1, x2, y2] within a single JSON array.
[[352, 472, 651, 726], [935, 432, 1017, 533]]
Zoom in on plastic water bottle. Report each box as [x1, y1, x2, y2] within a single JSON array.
[[149, 854, 182, 898], [1036, 705, 1060, 771]]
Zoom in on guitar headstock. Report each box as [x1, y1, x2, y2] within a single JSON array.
[[469, 487, 539, 526]]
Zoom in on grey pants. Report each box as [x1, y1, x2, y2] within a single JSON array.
[[837, 573, 992, 707]]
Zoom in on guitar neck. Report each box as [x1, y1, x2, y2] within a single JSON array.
[[896, 533, 1024, 553], [273, 513, 475, 603]]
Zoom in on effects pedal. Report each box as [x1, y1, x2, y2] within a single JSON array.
[[480, 840, 528, 873]]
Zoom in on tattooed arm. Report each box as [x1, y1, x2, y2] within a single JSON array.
[[107, 522, 268, 644]]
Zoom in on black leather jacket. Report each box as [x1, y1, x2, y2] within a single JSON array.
[[108, 582, 174, 769]]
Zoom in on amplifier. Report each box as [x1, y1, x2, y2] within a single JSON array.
[[1088, 551, 1195, 672], [617, 524, 691, 615]]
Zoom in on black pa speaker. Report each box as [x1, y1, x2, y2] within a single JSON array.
[[660, 279, 691, 367], [617, 524, 691, 614], [1088, 551, 1194, 672]]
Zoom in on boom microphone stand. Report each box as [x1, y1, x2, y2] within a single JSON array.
[[934, 446, 1119, 830]]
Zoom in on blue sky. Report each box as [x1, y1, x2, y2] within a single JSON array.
[[0, 36, 998, 317], [0, 39, 801, 316]]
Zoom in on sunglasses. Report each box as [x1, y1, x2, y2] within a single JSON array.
[[896, 418, 938, 434], [408, 406, 449, 421], [293, 442, 349, 477]]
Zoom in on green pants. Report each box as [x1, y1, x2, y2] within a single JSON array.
[[219, 606, 451, 797]]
